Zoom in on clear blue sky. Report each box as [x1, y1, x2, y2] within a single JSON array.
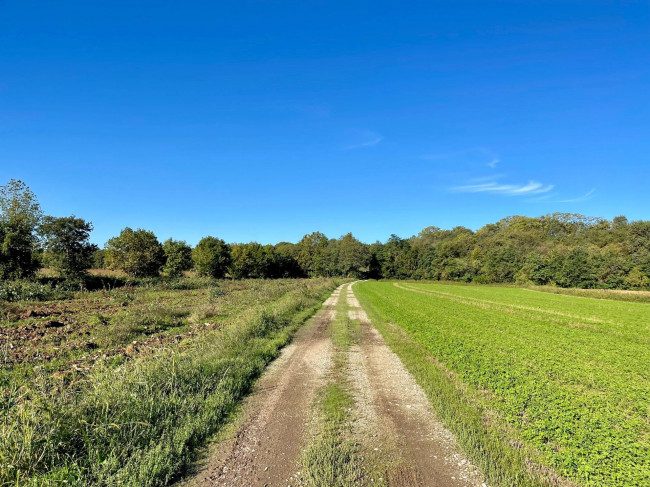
[[1, 1, 648, 245]]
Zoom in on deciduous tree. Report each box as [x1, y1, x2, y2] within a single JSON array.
[[192, 236, 231, 278], [40, 216, 95, 278], [104, 228, 164, 277]]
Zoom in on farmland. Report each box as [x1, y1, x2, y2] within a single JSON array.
[[1, 277, 340, 486], [4, 275, 649, 486], [354, 281, 650, 487]]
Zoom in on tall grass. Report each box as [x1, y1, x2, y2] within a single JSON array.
[[0, 279, 339, 486]]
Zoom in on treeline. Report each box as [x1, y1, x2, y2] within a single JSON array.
[[2, 180, 650, 289]]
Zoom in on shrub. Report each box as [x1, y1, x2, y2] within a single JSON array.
[[104, 228, 165, 277], [192, 236, 231, 278], [0, 280, 76, 302], [162, 239, 193, 277]]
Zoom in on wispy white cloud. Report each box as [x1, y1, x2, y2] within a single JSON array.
[[344, 130, 383, 150], [549, 189, 597, 203], [451, 180, 554, 196], [486, 157, 499, 168], [527, 189, 597, 203]]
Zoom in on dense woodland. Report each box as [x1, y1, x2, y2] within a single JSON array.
[[2, 179, 650, 292]]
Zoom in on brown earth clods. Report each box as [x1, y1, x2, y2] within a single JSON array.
[[1, 299, 220, 368]]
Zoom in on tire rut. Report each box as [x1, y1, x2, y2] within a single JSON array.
[[181, 283, 487, 487], [347, 283, 487, 487], [182, 285, 344, 487]]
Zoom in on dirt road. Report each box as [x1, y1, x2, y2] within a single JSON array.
[[346, 284, 485, 487], [181, 283, 486, 487]]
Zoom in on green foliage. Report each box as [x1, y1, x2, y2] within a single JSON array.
[[192, 236, 231, 278], [0, 179, 42, 230], [0, 180, 42, 279], [357, 281, 650, 486], [0, 280, 56, 301], [229, 242, 272, 278], [162, 238, 193, 277], [362, 214, 650, 289], [337, 233, 370, 278], [1, 177, 647, 290], [0, 221, 39, 279], [296, 231, 330, 276], [625, 266, 650, 288], [40, 215, 96, 278], [104, 228, 165, 277], [92, 248, 105, 269]]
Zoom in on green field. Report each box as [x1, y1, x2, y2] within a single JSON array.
[[355, 281, 650, 487]]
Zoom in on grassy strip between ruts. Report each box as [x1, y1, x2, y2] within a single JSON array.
[[353, 282, 555, 487], [1, 279, 341, 487], [301, 285, 370, 487]]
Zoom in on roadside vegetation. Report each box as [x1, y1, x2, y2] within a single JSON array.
[[1, 277, 341, 486], [355, 281, 650, 487]]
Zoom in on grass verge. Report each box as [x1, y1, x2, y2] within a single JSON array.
[[1, 279, 340, 486], [354, 282, 554, 487]]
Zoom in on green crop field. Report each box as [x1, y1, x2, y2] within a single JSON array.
[[354, 281, 650, 487]]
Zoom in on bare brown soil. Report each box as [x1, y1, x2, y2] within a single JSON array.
[[346, 285, 486, 487], [181, 286, 343, 487], [181, 283, 486, 486], [0, 301, 218, 366]]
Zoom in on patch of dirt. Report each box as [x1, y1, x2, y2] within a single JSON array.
[[179, 283, 488, 487], [347, 284, 487, 487], [1, 299, 131, 365], [180, 285, 343, 487]]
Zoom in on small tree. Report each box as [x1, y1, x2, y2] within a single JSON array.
[[104, 228, 164, 277], [162, 239, 193, 277], [0, 179, 42, 278], [40, 216, 96, 278], [192, 236, 231, 278]]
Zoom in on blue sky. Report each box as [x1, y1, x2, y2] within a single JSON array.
[[1, 1, 648, 245]]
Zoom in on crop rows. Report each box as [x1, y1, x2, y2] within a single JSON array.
[[355, 281, 650, 486]]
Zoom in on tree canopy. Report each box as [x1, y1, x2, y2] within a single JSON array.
[[40, 216, 96, 278], [104, 228, 165, 277], [1, 180, 649, 290]]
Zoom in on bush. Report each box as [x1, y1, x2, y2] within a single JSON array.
[[104, 228, 165, 277], [192, 236, 231, 278], [162, 239, 193, 277], [0, 280, 77, 302]]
